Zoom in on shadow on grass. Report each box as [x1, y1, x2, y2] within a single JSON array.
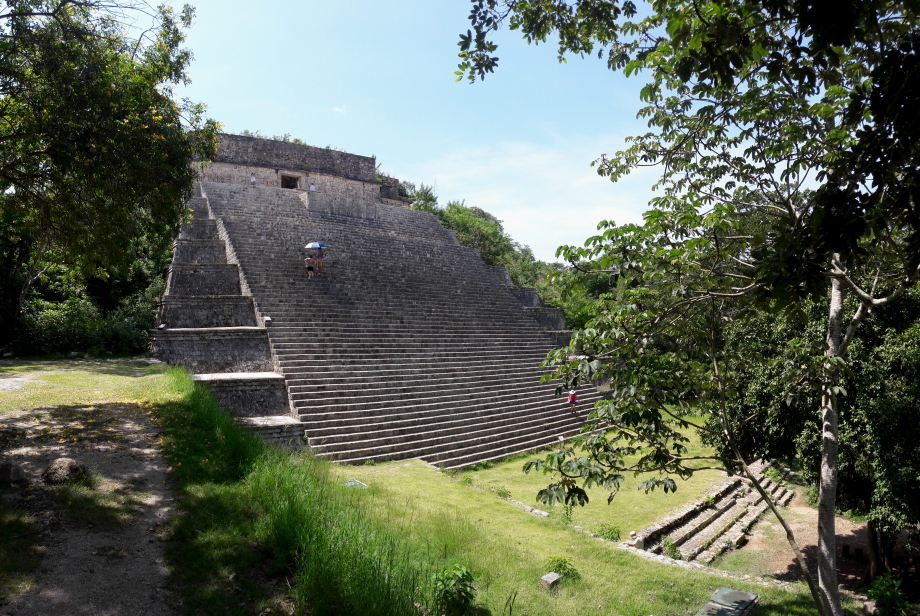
[[0, 358, 162, 379], [751, 594, 831, 615], [0, 404, 123, 447], [44, 476, 149, 528], [152, 381, 283, 616], [0, 495, 44, 600]]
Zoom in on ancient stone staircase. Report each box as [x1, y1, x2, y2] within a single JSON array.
[[153, 181, 599, 468], [151, 189, 303, 441], [633, 462, 794, 565]]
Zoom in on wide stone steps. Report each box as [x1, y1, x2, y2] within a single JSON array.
[[300, 394, 599, 437], [276, 353, 552, 372], [285, 368, 558, 396], [289, 371, 554, 401], [192, 181, 587, 467], [312, 412, 585, 463], [634, 463, 796, 564], [270, 338, 552, 351], [294, 383, 599, 420]]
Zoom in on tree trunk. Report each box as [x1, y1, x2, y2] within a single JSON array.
[[710, 344, 829, 616], [867, 519, 883, 582], [818, 270, 845, 616], [0, 235, 34, 348]]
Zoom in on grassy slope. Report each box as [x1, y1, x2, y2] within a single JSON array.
[[0, 359, 178, 414], [463, 418, 725, 535], [338, 460, 817, 616], [0, 360, 823, 615]]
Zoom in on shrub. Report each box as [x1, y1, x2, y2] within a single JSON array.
[[763, 467, 785, 486], [562, 503, 574, 523], [662, 537, 682, 560], [492, 486, 511, 499], [543, 556, 580, 581], [867, 574, 908, 616], [703, 495, 715, 508], [461, 473, 473, 485], [431, 564, 476, 616], [594, 523, 621, 542]]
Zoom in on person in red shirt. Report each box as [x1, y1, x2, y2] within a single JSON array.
[[304, 257, 316, 279], [568, 390, 577, 414]]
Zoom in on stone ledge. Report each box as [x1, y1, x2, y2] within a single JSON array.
[[237, 415, 305, 448], [238, 415, 301, 427], [194, 372, 285, 382]]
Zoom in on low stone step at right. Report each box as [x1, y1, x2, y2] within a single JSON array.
[[695, 483, 794, 564]]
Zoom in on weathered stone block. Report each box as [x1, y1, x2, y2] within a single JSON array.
[[510, 286, 541, 307], [300, 191, 377, 219], [237, 415, 305, 448], [0, 461, 26, 483], [187, 198, 209, 219], [547, 331, 572, 348], [526, 307, 567, 331], [173, 239, 227, 265], [211, 134, 376, 182], [540, 572, 562, 589], [151, 328, 274, 373], [166, 265, 241, 296], [487, 265, 512, 286], [179, 219, 219, 240], [195, 373, 290, 417], [157, 296, 257, 328]]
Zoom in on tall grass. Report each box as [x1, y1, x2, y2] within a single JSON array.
[[157, 368, 425, 615], [247, 454, 424, 615]]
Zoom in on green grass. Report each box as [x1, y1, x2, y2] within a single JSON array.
[[43, 473, 150, 527], [335, 458, 824, 616], [0, 358, 174, 415], [462, 418, 726, 535], [153, 368, 427, 616], [1, 359, 826, 615], [0, 501, 43, 599]]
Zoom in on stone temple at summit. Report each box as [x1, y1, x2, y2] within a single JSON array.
[[151, 133, 598, 469]]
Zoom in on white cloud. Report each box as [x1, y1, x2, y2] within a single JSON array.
[[398, 136, 661, 262], [332, 106, 346, 114]]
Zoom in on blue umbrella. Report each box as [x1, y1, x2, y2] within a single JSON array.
[[304, 242, 326, 248]]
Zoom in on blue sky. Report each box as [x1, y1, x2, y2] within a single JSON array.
[[176, 0, 659, 262]]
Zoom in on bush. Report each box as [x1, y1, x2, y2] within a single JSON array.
[[594, 523, 621, 542], [431, 564, 476, 616], [867, 574, 908, 616], [492, 486, 511, 499], [543, 556, 580, 581], [17, 284, 160, 356], [662, 537, 682, 560]]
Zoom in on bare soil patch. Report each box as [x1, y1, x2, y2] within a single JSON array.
[[715, 489, 919, 600], [0, 399, 179, 615], [0, 375, 37, 394]]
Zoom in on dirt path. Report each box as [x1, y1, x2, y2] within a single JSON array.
[[0, 398, 179, 615]]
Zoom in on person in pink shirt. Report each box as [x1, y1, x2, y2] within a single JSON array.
[[567, 390, 577, 414]]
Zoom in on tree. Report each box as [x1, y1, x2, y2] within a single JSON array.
[[0, 0, 218, 346], [456, 3, 920, 614], [715, 290, 920, 582]]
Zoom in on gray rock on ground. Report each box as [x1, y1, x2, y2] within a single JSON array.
[[540, 572, 562, 589], [41, 457, 91, 485], [0, 460, 27, 483]]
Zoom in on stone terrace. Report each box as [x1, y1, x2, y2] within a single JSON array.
[[154, 178, 598, 468]]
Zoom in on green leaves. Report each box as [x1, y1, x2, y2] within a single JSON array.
[[0, 1, 218, 337]]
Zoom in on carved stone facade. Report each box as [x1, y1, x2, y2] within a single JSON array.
[[199, 134, 409, 209]]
